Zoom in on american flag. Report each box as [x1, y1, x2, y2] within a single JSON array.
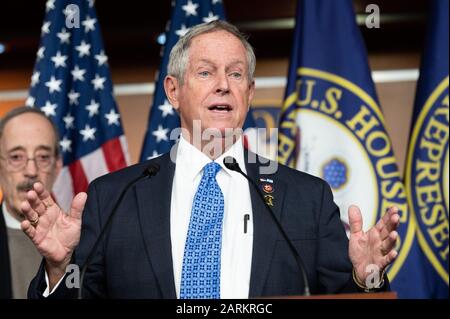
[[27, 0, 129, 210], [140, 0, 257, 161]]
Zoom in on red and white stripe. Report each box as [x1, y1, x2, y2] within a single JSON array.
[[53, 136, 129, 211]]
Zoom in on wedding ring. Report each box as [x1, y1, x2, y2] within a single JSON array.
[[30, 215, 39, 227]]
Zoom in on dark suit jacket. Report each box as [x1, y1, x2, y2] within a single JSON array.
[[29, 152, 387, 298], [0, 204, 13, 299]]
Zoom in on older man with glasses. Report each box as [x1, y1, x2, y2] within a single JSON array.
[[0, 107, 62, 299]]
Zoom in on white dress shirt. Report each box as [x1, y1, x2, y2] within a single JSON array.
[[171, 135, 254, 299], [2, 205, 22, 230]]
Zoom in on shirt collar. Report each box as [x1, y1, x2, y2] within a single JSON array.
[[2, 203, 22, 230], [176, 134, 247, 181]]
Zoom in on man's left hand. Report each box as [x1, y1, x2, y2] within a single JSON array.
[[348, 205, 400, 286]]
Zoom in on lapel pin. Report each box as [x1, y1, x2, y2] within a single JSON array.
[[264, 195, 274, 207], [262, 184, 274, 194], [260, 178, 273, 184]]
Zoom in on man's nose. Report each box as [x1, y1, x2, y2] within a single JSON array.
[[215, 72, 230, 95], [23, 159, 38, 178]]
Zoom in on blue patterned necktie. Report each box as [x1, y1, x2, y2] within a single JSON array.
[[180, 162, 224, 299]]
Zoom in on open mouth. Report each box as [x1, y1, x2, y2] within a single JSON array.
[[208, 104, 233, 112]]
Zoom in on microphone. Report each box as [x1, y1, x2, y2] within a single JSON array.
[[223, 156, 311, 296], [78, 163, 160, 299]]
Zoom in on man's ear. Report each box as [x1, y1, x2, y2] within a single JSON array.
[[164, 75, 180, 111], [55, 156, 63, 176], [248, 80, 255, 110]]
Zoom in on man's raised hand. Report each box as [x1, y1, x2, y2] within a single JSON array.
[[348, 205, 400, 286], [21, 182, 87, 275]]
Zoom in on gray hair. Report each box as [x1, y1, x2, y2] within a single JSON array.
[[167, 20, 256, 84], [0, 106, 61, 157]]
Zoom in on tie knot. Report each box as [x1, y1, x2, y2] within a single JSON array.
[[204, 162, 221, 178]]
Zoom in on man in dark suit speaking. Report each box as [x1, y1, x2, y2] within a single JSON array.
[[22, 21, 399, 298]]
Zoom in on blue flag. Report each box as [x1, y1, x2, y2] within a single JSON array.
[[27, 0, 129, 210], [140, 0, 256, 161], [405, 0, 449, 298], [278, 0, 416, 297]]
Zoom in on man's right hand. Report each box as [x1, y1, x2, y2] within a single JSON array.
[[20, 182, 87, 289]]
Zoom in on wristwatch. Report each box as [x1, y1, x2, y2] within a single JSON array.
[[352, 268, 386, 292]]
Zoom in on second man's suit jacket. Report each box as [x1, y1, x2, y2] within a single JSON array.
[[0, 205, 13, 299]]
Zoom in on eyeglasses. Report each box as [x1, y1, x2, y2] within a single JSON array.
[[0, 150, 55, 172]]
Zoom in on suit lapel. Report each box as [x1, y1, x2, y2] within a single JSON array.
[[135, 154, 177, 298], [245, 155, 287, 297]]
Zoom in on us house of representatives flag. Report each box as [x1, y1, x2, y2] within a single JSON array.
[[140, 0, 257, 161], [27, 0, 129, 211], [278, 0, 416, 296], [405, 0, 449, 298]]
